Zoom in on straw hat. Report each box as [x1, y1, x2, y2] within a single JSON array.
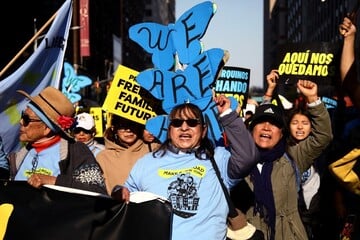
[[17, 86, 75, 138]]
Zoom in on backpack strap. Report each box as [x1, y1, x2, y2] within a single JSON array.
[[59, 138, 69, 161], [209, 156, 238, 218], [8, 146, 29, 180]]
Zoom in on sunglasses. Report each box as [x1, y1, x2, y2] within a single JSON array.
[[170, 118, 200, 128], [73, 128, 92, 135], [21, 111, 42, 127]]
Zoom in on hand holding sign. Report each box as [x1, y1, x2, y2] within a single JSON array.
[[124, 1, 234, 144], [214, 94, 231, 114], [339, 16, 356, 37]]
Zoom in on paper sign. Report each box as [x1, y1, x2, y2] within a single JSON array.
[[214, 66, 250, 110], [275, 42, 340, 103], [89, 107, 103, 138], [102, 65, 157, 125]]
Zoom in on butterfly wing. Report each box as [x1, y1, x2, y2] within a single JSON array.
[[61, 62, 92, 102], [129, 23, 175, 71], [145, 115, 169, 143], [62, 91, 82, 104], [129, 2, 217, 71], [62, 62, 76, 91], [68, 75, 92, 92], [137, 48, 226, 113], [172, 1, 217, 65]]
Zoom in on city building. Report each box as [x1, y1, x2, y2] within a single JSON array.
[[265, 0, 354, 78], [263, 0, 355, 99], [0, 0, 175, 106]]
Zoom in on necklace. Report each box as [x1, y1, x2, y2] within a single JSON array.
[[31, 153, 39, 173]]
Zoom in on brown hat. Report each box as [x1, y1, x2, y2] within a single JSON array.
[[17, 86, 75, 138]]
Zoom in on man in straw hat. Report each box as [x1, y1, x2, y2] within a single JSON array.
[[8, 86, 107, 194]]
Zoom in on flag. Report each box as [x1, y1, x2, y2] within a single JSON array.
[[0, 0, 73, 153], [80, 0, 90, 57], [0, 181, 173, 240]]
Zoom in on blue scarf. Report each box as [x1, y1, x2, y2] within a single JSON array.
[[250, 138, 286, 240]]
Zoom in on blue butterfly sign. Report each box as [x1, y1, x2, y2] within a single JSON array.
[[136, 48, 225, 113], [61, 62, 92, 103], [129, 1, 217, 71], [127, 1, 239, 144]]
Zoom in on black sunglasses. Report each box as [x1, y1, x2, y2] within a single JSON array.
[[73, 128, 92, 135], [170, 118, 200, 128], [21, 111, 42, 127], [117, 124, 133, 130]]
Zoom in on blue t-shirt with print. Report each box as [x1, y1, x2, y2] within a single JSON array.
[[124, 147, 238, 240], [15, 143, 61, 180]]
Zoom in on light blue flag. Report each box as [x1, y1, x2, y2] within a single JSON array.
[[0, 0, 73, 153]]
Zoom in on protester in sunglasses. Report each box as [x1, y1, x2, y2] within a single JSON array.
[[21, 111, 43, 126], [8, 87, 107, 194], [112, 95, 260, 240], [72, 112, 104, 157], [96, 114, 159, 195]]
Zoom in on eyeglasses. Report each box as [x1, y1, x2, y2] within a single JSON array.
[[73, 128, 92, 135], [116, 124, 133, 131], [21, 111, 42, 127], [170, 118, 200, 128]]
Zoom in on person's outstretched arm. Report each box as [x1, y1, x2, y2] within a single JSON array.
[[215, 95, 260, 178], [339, 16, 356, 82]]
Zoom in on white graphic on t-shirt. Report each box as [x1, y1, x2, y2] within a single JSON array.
[[167, 173, 200, 218]]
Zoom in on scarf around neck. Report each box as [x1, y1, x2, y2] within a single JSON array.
[[251, 137, 286, 240], [31, 135, 61, 153]]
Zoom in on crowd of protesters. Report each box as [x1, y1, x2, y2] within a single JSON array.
[[1, 15, 360, 240]]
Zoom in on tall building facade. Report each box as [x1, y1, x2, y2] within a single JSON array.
[[71, 0, 175, 85], [264, 0, 355, 87], [0, 0, 175, 105]]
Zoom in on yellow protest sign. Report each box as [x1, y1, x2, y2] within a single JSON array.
[[278, 51, 334, 77], [89, 107, 103, 138], [275, 42, 339, 102], [102, 65, 157, 125]]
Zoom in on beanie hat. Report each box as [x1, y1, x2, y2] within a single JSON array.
[[249, 104, 285, 130]]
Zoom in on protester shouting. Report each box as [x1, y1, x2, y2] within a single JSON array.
[[112, 95, 260, 240], [9, 87, 107, 194], [244, 80, 332, 240]]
